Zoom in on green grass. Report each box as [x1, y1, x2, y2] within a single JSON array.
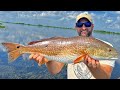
[[0, 25, 5, 28], [0, 22, 6, 28], [94, 30, 120, 35]]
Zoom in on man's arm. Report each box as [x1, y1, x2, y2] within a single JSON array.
[[88, 64, 113, 79], [84, 55, 114, 79], [45, 61, 65, 74], [29, 53, 65, 74]]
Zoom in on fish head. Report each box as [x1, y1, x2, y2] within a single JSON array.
[[105, 46, 118, 59], [93, 45, 119, 60]]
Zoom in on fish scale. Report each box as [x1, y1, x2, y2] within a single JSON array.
[[2, 36, 119, 63]]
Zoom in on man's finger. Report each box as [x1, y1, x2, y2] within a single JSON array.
[[32, 53, 39, 59], [29, 54, 34, 60], [91, 59, 96, 68], [87, 57, 92, 67], [44, 58, 49, 63], [84, 55, 88, 64], [95, 60, 100, 68], [36, 56, 44, 62]]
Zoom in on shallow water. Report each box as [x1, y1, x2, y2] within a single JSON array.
[[0, 11, 120, 79]]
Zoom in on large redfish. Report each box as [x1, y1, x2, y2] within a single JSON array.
[[1, 36, 119, 64]]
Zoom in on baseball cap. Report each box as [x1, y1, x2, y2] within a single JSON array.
[[76, 12, 93, 23]]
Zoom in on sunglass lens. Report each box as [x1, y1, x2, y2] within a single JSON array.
[[85, 22, 91, 27], [76, 22, 83, 27], [76, 22, 91, 27]]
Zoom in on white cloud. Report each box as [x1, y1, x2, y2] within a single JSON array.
[[82, 11, 89, 14], [115, 11, 120, 14], [91, 13, 96, 17], [114, 24, 120, 29], [117, 16, 120, 20], [105, 19, 113, 23]]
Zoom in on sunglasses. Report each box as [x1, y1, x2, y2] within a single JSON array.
[[76, 22, 92, 27]]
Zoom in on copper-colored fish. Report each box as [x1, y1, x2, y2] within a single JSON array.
[[1, 36, 119, 64]]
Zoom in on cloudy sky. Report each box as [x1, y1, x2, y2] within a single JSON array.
[[0, 11, 120, 32], [30, 11, 120, 32], [84, 11, 120, 32]]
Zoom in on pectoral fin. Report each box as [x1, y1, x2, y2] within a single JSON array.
[[73, 54, 86, 64]]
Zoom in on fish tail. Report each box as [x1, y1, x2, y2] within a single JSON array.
[[2, 42, 24, 62]]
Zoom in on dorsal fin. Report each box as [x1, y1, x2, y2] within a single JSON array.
[[28, 36, 65, 45]]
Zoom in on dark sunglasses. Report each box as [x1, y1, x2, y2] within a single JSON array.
[[76, 22, 92, 27]]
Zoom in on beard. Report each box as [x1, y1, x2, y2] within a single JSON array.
[[78, 30, 92, 37]]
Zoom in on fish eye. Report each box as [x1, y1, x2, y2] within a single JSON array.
[[109, 49, 111, 52], [107, 48, 112, 52], [17, 46, 20, 48]]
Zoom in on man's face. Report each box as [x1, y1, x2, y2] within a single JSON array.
[[75, 18, 94, 37]]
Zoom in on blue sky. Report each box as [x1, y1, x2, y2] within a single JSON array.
[[86, 11, 120, 32], [55, 11, 120, 32]]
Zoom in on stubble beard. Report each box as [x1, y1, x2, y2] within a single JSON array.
[[78, 30, 92, 37]]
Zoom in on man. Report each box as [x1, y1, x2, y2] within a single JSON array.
[[29, 12, 115, 79]]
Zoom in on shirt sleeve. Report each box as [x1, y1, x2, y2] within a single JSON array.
[[99, 60, 115, 67]]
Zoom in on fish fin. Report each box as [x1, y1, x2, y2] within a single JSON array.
[[2, 42, 23, 62], [8, 50, 22, 62], [73, 54, 86, 64], [28, 40, 41, 45], [28, 36, 65, 45]]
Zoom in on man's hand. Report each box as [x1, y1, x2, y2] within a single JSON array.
[[84, 55, 100, 68], [83, 55, 113, 79], [29, 53, 49, 66], [29, 53, 64, 74]]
